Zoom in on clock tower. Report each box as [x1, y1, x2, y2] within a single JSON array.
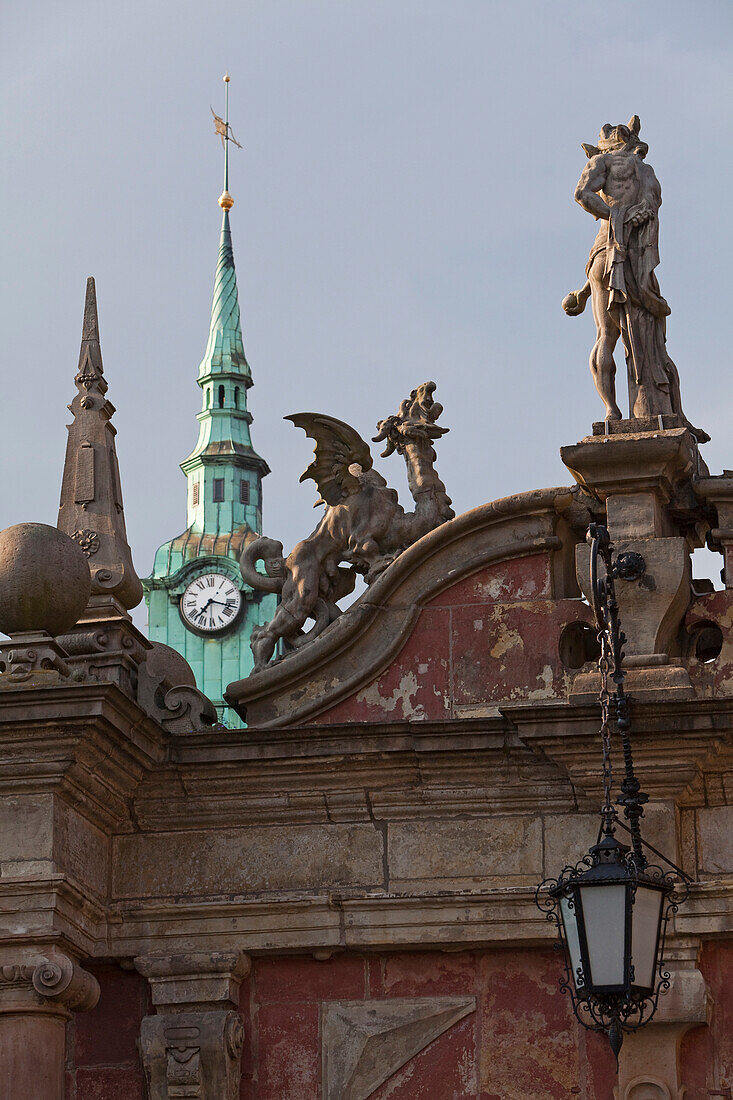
[[143, 77, 275, 726]]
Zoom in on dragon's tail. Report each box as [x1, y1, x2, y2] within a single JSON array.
[[239, 537, 285, 593]]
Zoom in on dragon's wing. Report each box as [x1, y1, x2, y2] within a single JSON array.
[[286, 413, 373, 507]]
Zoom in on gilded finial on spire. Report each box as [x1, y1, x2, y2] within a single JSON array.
[[211, 72, 240, 211]]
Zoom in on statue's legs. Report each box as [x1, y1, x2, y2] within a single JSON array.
[[251, 598, 311, 672], [588, 253, 623, 421]]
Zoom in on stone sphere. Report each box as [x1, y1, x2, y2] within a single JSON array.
[[0, 523, 91, 637]]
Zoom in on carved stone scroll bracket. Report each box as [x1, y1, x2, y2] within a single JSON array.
[[321, 996, 476, 1100], [135, 952, 249, 1100], [0, 631, 71, 686], [135, 642, 219, 734], [562, 427, 710, 700], [158, 686, 219, 735], [615, 938, 710, 1100], [572, 537, 695, 702], [139, 1010, 244, 1100]]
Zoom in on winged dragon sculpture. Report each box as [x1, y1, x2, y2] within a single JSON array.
[[240, 381, 454, 672]]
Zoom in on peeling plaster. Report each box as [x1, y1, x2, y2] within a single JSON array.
[[476, 571, 539, 601], [489, 623, 524, 660], [526, 664, 555, 700], [356, 672, 426, 719]]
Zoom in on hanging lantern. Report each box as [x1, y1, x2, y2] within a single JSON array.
[[536, 524, 689, 1058], [541, 829, 681, 1056]]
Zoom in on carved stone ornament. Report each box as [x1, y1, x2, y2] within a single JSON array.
[[240, 381, 454, 671], [70, 528, 101, 556], [139, 1010, 244, 1100], [562, 116, 707, 443], [0, 632, 71, 683], [321, 996, 475, 1100]]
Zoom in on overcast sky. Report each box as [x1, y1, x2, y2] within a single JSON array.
[[1, 0, 731, 630]]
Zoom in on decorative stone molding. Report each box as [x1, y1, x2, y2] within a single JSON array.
[[0, 954, 100, 1016], [0, 631, 71, 683], [321, 996, 476, 1100], [56, 598, 151, 697]]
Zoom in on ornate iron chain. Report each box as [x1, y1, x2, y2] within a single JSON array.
[[588, 524, 648, 862], [598, 621, 614, 828]]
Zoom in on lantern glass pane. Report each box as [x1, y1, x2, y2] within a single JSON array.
[[560, 896, 583, 989], [579, 883, 627, 987], [631, 885, 664, 990]]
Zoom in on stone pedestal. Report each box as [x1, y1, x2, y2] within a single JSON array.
[[56, 594, 150, 695], [135, 951, 249, 1100], [562, 425, 710, 699], [0, 955, 99, 1100]]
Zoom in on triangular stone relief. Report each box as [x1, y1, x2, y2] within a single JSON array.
[[321, 996, 475, 1100]]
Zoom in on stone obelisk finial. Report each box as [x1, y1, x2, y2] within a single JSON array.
[[58, 277, 143, 611]]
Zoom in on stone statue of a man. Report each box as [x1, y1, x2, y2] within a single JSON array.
[[563, 116, 707, 441]]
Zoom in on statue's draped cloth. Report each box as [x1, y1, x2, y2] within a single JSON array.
[[587, 204, 676, 407]]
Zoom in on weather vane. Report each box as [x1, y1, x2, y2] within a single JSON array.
[[211, 73, 242, 211]]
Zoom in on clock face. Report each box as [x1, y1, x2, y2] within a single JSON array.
[[180, 573, 242, 634]]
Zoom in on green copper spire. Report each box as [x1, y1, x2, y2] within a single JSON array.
[[143, 75, 275, 729], [181, 75, 268, 533], [197, 208, 251, 383]]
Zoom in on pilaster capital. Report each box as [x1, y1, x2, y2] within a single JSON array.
[[133, 950, 250, 1012], [0, 954, 100, 1016]]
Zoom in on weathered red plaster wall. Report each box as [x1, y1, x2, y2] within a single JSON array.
[[66, 963, 149, 1099], [686, 591, 733, 697], [314, 555, 592, 724], [679, 940, 733, 1096], [238, 947, 617, 1099], [66, 946, 733, 1097]]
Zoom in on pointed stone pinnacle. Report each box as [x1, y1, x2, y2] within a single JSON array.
[[81, 276, 100, 344], [76, 276, 105, 389], [58, 278, 143, 612]]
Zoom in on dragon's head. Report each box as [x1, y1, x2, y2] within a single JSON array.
[[582, 115, 648, 160], [373, 381, 449, 457]]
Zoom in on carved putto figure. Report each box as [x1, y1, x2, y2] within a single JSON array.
[[563, 116, 707, 441], [240, 382, 454, 671]]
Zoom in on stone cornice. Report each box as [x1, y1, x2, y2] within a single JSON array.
[[106, 886, 727, 958], [0, 680, 167, 831]]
